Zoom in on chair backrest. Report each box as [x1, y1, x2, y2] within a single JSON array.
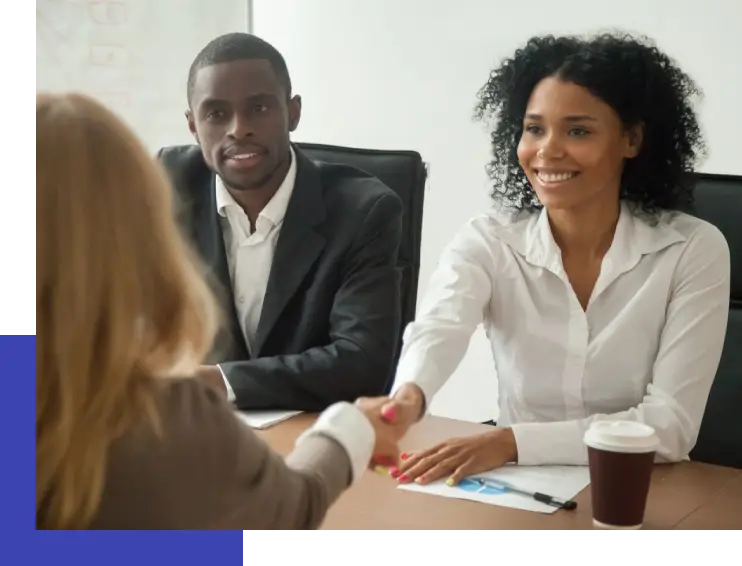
[[687, 172, 742, 468], [297, 142, 427, 389]]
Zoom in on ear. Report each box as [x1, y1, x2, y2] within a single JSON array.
[[287, 95, 302, 133], [185, 109, 199, 144], [624, 123, 644, 159]]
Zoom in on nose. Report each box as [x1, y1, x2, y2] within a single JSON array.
[[226, 112, 255, 140], [537, 132, 566, 160]]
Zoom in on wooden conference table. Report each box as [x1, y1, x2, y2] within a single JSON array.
[[259, 414, 742, 529]]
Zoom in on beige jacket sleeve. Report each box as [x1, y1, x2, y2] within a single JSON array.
[[91, 379, 374, 530], [218, 401, 374, 529]]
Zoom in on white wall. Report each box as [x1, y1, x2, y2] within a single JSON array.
[[36, 0, 249, 151], [254, 0, 742, 422]]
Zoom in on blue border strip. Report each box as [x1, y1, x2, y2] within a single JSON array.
[[3, 335, 241, 563]]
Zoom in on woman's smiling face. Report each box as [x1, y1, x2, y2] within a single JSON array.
[[517, 76, 642, 211]]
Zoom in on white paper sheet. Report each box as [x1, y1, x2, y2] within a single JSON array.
[[236, 410, 303, 430], [399, 464, 590, 514]]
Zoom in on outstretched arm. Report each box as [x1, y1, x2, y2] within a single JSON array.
[[219, 401, 374, 529]]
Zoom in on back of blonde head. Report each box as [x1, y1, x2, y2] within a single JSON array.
[[36, 93, 219, 529]]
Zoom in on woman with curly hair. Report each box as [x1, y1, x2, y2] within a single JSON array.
[[380, 32, 731, 486]]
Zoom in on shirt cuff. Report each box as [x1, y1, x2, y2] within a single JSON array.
[[217, 364, 236, 404], [296, 402, 375, 486], [510, 420, 588, 466], [390, 362, 434, 418]]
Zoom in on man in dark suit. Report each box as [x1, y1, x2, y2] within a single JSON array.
[[158, 33, 403, 411]]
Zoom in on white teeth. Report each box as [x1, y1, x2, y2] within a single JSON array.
[[230, 153, 258, 160], [537, 171, 576, 183]]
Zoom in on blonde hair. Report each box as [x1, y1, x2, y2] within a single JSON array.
[[36, 93, 219, 529]]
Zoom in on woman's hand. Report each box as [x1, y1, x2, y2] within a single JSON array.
[[377, 383, 426, 436], [354, 396, 405, 469], [393, 427, 519, 486]]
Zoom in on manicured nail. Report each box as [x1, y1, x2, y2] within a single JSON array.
[[389, 466, 400, 478], [381, 406, 396, 420], [400, 452, 410, 460], [446, 477, 455, 487], [398, 474, 409, 483]]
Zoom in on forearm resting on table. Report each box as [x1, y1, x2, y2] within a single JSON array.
[[221, 346, 391, 411], [510, 393, 699, 466]]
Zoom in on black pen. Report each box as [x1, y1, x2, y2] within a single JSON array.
[[475, 478, 578, 510]]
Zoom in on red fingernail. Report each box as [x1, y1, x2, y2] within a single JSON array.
[[381, 406, 396, 420], [398, 474, 409, 482], [389, 467, 400, 478], [400, 453, 410, 460]]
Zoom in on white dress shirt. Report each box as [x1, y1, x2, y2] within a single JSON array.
[[392, 202, 730, 465], [216, 148, 297, 402]]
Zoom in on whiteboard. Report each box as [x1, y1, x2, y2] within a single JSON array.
[[36, 0, 249, 151]]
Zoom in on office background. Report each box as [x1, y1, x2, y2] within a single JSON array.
[[36, 0, 249, 151], [36, 0, 742, 423]]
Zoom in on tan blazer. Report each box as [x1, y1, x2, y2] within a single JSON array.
[[86, 378, 355, 529]]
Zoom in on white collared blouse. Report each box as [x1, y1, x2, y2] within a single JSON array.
[[392, 203, 730, 465]]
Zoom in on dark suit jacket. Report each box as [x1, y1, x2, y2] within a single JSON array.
[[157, 145, 403, 411]]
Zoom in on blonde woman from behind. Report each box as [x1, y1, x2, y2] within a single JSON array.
[[36, 92, 402, 530]]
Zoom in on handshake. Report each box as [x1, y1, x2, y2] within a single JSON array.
[[354, 383, 426, 470]]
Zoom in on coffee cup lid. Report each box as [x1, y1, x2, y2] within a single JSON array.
[[583, 421, 659, 454]]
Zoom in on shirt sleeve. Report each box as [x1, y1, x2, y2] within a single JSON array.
[[391, 218, 494, 408], [217, 364, 236, 403], [511, 222, 731, 465]]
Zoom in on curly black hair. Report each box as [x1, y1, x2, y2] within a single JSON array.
[[474, 32, 706, 212]]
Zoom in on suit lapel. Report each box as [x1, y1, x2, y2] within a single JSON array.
[[254, 149, 326, 355], [188, 173, 250, 360]]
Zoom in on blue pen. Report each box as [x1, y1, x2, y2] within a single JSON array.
[[473, 478, 578, 511]]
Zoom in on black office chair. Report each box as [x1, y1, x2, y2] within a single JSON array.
[[297, 142, 428, 391], [687, 172, 742, 469]]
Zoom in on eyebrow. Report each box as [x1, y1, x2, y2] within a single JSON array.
[[199, 92, 279, 108], [524, 113, 598, 122]]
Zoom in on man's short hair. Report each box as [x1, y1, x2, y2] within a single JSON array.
[[187, 33, 292, 105]]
